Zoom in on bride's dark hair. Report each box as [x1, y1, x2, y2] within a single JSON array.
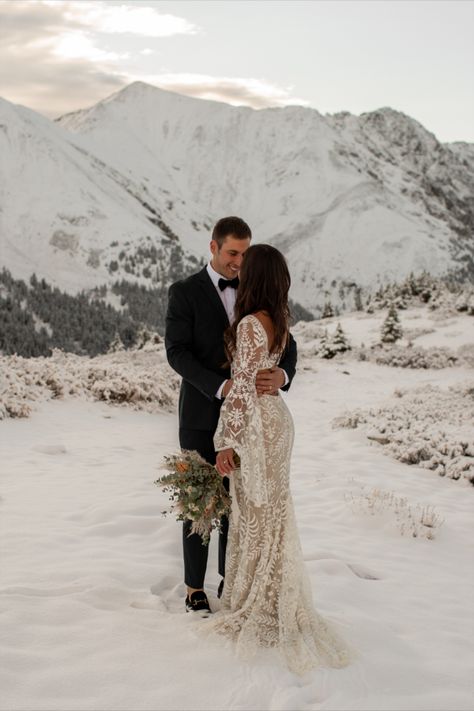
[[225, 244, 291, 361]]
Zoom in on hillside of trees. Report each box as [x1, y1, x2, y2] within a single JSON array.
[[0, 267, 315, 358]]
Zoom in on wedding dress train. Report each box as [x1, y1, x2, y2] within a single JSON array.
[[207, 314, 353, 675]]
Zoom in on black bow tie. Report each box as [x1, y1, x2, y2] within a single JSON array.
[[218, 277, 239, 291]]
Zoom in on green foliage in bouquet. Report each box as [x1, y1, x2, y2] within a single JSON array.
[[155, 449, 235, 544]]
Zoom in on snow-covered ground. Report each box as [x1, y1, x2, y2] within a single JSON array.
[[1, 310, 474, 711]]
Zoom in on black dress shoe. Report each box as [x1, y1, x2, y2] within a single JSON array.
[[185, 590, 211, 616], [217, 579, 224, 599]]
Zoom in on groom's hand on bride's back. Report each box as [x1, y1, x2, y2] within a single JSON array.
[[256, 367, 285, 396]]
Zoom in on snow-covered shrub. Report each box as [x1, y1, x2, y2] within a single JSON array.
[[455, 290, 474, 315], [371, 344, 458, 369], [0, 344, 180, 419], [88, 362, 175, 410], [334, 382, 474, 485], [0, 387, 32, 418], [457, 343, 474, 368], [332, 410, 367, 429], [292, 320, 326, 341], [402, 327, 436, 341], [469, 295, 474, 316], [346, 484, 444, 539], [107, 331, 125, 353]]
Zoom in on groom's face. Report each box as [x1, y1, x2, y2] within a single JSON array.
[[210, 235, 250, 280]]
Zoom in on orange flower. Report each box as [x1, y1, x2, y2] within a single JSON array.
[[176, 461, 189, 473]]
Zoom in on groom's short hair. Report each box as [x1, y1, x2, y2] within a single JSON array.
[[212, 216, 252, 248]]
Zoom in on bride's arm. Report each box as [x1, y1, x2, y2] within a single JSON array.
[[214, 316, 270, 506], [214, 316, 266, 457]]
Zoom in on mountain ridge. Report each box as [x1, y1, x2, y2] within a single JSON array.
[[1, 82, 473, 315]]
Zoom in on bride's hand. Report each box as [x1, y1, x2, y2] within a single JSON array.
[[216, 448, 236, 477]]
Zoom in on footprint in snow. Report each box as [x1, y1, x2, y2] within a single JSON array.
[[31, 444, 67, 455], [346, 563, 381, 580]]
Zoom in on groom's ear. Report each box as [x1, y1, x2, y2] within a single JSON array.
[[210, 240, 218, 256]]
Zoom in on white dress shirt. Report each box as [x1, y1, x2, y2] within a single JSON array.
[[206, 262, 237, 325]]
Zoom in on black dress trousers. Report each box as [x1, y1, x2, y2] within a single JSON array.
[[179, 428, 229, 589]]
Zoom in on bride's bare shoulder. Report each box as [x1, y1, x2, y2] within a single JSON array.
[[251, 310, 272, 325]]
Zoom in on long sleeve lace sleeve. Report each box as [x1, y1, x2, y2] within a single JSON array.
[[214, 315, 269, 506]]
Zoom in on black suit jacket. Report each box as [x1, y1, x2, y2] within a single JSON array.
[[165, 267, 297, 432]]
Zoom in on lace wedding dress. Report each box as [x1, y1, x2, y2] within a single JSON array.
[[208, 314, 353, 675]]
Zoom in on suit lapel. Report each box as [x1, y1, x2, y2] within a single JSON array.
[[196, 267, 230, 326]]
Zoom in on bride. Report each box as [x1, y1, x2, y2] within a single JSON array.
[[209, 243, 354, 675]]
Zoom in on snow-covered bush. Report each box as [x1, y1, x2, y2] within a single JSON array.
[[402, 327, 436, 341], [291, 320, 326, 342], [455, 290, 474, 315], [346, 484, 444, 539], [371, 344, 458, 369], [334, 382, 474, 485], [457, 343, 474, 368], [333, 411, 365, 429], [0, 344, 180, 420]]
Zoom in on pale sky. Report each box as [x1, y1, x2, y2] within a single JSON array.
[[1, 0, 473, 143]]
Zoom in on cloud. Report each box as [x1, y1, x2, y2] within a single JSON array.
[[0, 0, 197, 116], [35, 1, 198, 37], [0, 2, 307, 117], [51, 31, 126, 62], [132, 74, 310, 110]]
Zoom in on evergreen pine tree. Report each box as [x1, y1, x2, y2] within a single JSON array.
[[354, 288, 363, 311], [322, 301, 334, 319], [108, 330, 125, 353], [318, 329, 336, 359], [381, 304, 403, 343], [133, 324, 161, 350], [373, 286, 387, 310], [332, 322, 351, 353]]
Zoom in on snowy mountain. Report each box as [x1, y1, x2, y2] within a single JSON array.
[[1, 83, 473, 315], [0, 95, 201, 294]]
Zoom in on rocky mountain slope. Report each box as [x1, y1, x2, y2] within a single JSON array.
[[1, 83, 473, 316]]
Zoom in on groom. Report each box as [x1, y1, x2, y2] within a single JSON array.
[[165, 216, 297, 614]]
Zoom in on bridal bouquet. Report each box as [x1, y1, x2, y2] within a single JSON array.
[[155, 450, 235, 544]]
